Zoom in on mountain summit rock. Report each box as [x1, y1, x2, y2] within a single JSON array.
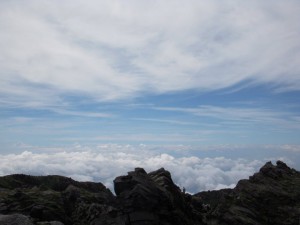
[[196, 160, 300, 225], [0, 160, 299, 225]]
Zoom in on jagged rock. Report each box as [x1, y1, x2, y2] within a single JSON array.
[[198, 160, 300, 225], [0, 214, 34, 225], [114, 167, 171, 210], [37, 222, 64, 225], [0, 175, 115, 225], [113, 167, 204, 225]]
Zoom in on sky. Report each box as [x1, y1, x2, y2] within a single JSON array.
[[0, 0, 300, 193]]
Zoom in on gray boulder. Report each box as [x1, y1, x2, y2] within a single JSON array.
[[37, 222, 64, 225], [114, 167, 204, 225], [0, 214, 34, 225]]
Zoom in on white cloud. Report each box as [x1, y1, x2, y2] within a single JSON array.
[[0, 0, 300, 107], [0, 145, 265, 193]]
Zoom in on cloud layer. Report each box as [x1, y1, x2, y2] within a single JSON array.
[[1, 2, 299, 190], [1, 0, 300, 107], [0, 145, 265, 193]]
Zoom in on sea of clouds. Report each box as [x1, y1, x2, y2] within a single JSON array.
[[0, 144, 266, 193]]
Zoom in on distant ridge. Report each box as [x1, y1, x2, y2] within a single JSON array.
[[0, 160, 299, 225]]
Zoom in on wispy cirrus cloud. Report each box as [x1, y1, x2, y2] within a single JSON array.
[[132, 118, 195, 126], [0, 0, 300, 107], [1, 0, 300, 157], [51, 109, 113, 118], [92, 133, 206, 143], [263, 144, 300, 153], [153, 105, 300, 130]]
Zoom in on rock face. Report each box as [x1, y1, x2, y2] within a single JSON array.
[[0, 160, 299, 225], [0, 175, 116, 225], [0, 214, 34, 225], [113, 167, 203, 225], [196, 160, 300, 225]]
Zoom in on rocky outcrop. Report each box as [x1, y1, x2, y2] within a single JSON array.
[[0, 175, 116, 225], [0, 161, 299, 225], [113, 167, 204, 225], [196, 160, 300, 225], [0, 214, 34, 225]]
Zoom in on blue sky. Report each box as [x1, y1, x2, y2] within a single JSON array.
[[0, 0, 300, 192]]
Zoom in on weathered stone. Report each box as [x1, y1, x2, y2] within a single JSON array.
[[113, 167, 203, 225], [197, 161, 300, 225], [0, 214, 34, 225], [37, 222, 64, 225]]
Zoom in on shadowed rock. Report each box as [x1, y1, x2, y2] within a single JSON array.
[[113, 167, 204, 225], [196, 160, 300, 225], [0, 214, 34, 225]]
